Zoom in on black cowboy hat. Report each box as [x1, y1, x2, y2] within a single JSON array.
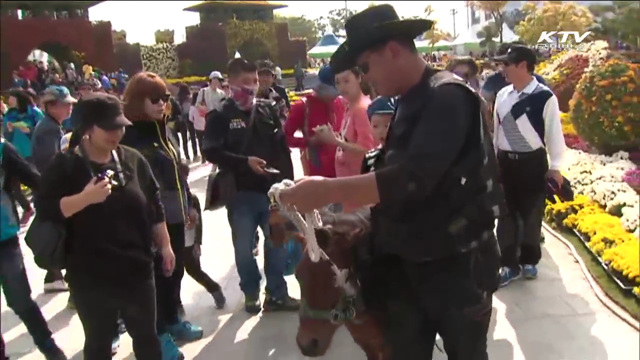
[[330, 4, 433, 73]]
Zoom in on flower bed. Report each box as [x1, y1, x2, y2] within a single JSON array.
[[536, 41, 611, 112], [546, 148, 640, 297]]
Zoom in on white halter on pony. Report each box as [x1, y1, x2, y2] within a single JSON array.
[[268, 180, 357, 297]]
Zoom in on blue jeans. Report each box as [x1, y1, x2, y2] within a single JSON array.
[[0, 240, 53, 349], [227, 191, 288, 299]]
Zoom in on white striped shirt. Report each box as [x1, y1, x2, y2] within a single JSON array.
[[493, 77, 565, 170]]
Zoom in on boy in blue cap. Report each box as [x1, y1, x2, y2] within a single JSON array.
[[361, 96, 396, 174]]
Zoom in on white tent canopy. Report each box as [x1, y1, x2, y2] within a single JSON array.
[[414, 39, 453, 52], [308, 33, 344, 59]]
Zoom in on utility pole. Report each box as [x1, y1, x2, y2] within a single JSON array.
[[344, 0, 349, 31], [450, 8, 458, 38]]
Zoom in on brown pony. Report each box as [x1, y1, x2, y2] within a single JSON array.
[[269, 208, 390, 359]]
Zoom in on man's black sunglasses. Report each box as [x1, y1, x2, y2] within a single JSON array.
[[150, 94, 170, 104], [358, 62, 370, 75]]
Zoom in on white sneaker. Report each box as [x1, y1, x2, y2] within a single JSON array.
[[43, 280, 69, 293]]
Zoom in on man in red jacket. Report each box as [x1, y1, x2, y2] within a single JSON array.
[[284, 66, 345, 178]]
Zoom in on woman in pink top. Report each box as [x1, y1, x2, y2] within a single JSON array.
[[317, 67, 375, 211]]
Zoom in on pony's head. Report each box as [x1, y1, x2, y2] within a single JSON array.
[[293, 210, 371, 357]]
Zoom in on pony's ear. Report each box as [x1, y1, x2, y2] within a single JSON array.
[[315, 226, 332, 250], [336, 227, 367, 250]]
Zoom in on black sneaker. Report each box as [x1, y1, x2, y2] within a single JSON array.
[[244, 294, 262, 314], [212, 290, 226, 309], [263, 295, 300, 312]]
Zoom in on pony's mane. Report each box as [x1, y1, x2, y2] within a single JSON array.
[[318, 208, 371, 236]]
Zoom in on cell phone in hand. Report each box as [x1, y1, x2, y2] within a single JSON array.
[[262, 166, 280, 174]]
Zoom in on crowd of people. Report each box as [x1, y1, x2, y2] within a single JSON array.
[[1, 4, 570, 359]]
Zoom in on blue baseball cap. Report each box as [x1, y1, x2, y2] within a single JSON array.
[[42, 85, 77, 104], [310, 66, 339, 98], [367, 96, 396, 119]]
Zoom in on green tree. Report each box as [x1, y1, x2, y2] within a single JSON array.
[[515, 2, 594, 44], [590, 2, 640, 47], [317, 8, 357, 35], [467, 1, 508, 43], [477, 22, 499, 52], [503, 8, 526, 31], [275, 14, 320, 49], [154, 29, 174, 45]]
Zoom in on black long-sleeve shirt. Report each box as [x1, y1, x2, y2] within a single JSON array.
[[375, 68, 474, 214], [34, 145, 165, 289], [202, 99, 294, 194]]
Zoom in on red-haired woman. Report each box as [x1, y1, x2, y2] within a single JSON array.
[[120, 72, 203, 360]]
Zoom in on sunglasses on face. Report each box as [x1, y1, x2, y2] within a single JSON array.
[[358, 62, 370, 75], [149, 94, 170, 104]]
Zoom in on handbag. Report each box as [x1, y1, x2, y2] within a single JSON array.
[[204, 108, 255, 211], [24, 215, 68, 270]]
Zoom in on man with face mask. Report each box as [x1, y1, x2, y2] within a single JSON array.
[[284, 65, 345, 177], [201, 58, 297, 314]]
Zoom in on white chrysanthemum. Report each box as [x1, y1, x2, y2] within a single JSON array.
[[563, 149, 638, 225]]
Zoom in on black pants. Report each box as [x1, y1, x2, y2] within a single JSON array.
[[44, 269, 64, 283], [155, 223, 186, 333], [72, 280, 161, 360], [359, 240, 500, 360], [177, 246, 221, 305], [195, 130, 205, 161], [496, 149, 548, 269], [186, 121, 198, 158], [10, 178, 31, 212]]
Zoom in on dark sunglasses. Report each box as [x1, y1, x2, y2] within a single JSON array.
[[149, 94, 170, 104]]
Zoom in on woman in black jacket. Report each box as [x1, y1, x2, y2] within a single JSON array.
[[120, 72, 204, 356], [35, 93, 175, 359]]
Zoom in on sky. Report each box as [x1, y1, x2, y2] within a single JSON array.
[[88, 1, 470, 45]]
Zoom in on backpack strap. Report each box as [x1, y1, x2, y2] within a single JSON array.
[[300, 97, 310, 139]]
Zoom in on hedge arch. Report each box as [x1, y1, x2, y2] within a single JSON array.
[[226, 20, 278, 62]]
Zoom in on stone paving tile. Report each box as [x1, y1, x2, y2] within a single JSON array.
[[3, 150, 639, 359]]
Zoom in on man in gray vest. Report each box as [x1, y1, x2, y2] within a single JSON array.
[[492, 46, 565, 287], [278, 5, 503, 359]]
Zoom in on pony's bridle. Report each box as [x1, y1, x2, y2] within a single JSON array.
[[268, 180, 364, 324]]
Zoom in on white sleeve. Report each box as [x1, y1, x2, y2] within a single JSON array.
[[189, 107, 196, 123], [492, 93, 500, 153], [196, 89, 204, 107], [542, 95, 565, 170]]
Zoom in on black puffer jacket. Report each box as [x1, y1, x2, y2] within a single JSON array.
[[121, 120, 188, 225]]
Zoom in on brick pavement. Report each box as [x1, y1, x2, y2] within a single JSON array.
[[3, 150, 638, 360]]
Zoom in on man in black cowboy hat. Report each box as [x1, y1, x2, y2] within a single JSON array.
[[278, 4, 503, 359]]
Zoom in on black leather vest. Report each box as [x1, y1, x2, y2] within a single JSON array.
[[371, 71, 506, 262]]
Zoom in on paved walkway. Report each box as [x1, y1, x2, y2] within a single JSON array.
[[3, 150, 639, 359]]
